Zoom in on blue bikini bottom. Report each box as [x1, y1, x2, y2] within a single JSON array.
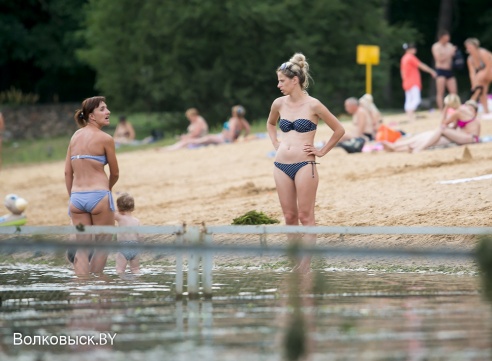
[[119, 240, 139, 261], [274, 161, 318, 181], [69, 190, 115, 214]]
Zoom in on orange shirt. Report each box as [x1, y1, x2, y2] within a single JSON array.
[[400, 53, 421, 91]]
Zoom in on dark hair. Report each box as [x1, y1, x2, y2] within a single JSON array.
[[402, 42, 416, 50], [74, 96, 106, 128], [117, 192, 135, 212], [437, 29, 449, 39], [119, 115, 127, 122]]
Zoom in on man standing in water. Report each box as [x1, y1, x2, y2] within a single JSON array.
[[432, 30, 458, 111]]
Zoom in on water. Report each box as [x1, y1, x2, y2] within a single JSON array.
[[0, 263, 491, 360]]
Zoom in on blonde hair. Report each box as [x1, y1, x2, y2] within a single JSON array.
[[116, 192, 135, 212], [185, 108, 199, 118], [232, 105, 245, 118], [465, 99, 478, 110], [359, 93, 380, 114], [465, 38, 480, 48], [443, 94, 461, 109], [277, 53, 311, 91]]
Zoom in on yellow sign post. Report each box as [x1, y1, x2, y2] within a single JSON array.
[[356, 45, 380, 94]]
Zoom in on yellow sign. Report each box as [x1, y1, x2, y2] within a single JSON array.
[[356, 45, 380, 94], [357, 45, 380, 65]]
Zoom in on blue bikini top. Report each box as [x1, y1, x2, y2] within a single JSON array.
[[279, 118, 317, 133], [71, 154, 107, 165]]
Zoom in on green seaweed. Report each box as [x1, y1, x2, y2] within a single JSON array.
[[232, 210, 280, 225]]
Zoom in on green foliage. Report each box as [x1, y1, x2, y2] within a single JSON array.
[[476, 235, 492, 303], [2, 137, 70, 165], [78, 0, 418, 124], [232, 210, 279, 225], [0, 87, 39, 105], [0, 0, 94, 101], [113, 112, 185, 139]]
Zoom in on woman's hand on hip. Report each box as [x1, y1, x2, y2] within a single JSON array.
[[304, 143, 323, 157]]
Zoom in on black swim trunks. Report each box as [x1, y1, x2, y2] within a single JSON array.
[[436, 68, 454, 79]]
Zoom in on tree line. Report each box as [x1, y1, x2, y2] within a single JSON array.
[[0, 0, 491, 126]]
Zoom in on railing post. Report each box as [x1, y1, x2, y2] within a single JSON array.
[[202, 229, 213, 299], [175, 226, 184, 300], [186, 226, 200, 299]]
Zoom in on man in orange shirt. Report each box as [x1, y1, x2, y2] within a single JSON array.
[[400, 43, 437, 121]]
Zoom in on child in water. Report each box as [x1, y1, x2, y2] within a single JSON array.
[[115, 193, 141, 274]]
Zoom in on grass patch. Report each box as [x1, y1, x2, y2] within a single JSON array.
[[2, 112, 269, 167]]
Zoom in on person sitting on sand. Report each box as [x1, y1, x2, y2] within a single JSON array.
[[113, 115, 136, 146], [162, 108, 209, 151], [169, 105, 250, 149], [383, 97, 480, 153], [336, 97, 372, 153], [359, 93, 382, 136], [340, 97, 374, 142]]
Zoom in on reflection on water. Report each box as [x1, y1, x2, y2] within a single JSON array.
[[0, 262, 491, 360]]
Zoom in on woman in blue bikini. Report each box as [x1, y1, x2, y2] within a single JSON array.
[[64, 96, 119, 276], [266, 53, 344, 238]]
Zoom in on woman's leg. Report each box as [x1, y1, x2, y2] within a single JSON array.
[[474, 72, 491, 113], [411, 128, 447, 153], [441, 128, 478, 144], [480, 82, 490, 114], [273, 167, 299, 225], [69, 208, 93, 277], [294, 165, 319, 272], [90, 194, 115, 274], [274, 166, 302, 267], [383, 131, 433, 152], [294, 166, 318, 227]]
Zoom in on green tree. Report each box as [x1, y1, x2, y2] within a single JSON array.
[[0, 0, 94, 101], [79, 0, 416, 123]]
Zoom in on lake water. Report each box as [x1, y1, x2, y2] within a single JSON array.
[[0, 261, 491, 361]]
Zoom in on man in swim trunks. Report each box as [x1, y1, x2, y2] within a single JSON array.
[[432, 30, 458, 111], [340, 97, 374, 142]]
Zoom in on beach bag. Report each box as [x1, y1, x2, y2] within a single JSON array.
[[338, 137, 365, 153], [452, 49, 465, 71], [376, 124, 402, 143]]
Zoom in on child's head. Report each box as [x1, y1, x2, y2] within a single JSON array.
[[444, 94, 461, 109], [117, 193, 135, 212]]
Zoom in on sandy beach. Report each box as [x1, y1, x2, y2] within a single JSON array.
[[1, 111, 492, 257]]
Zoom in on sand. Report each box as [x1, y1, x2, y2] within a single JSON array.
[[1, 111, 492, 258]]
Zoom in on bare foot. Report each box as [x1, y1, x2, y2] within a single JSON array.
[[382, 141, 395, 152]]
